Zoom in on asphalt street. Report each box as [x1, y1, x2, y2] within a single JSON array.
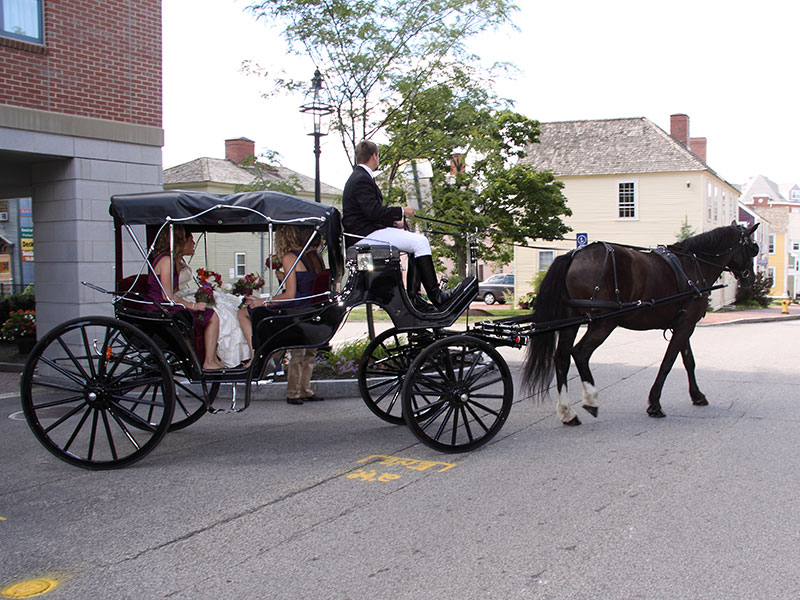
[[1, 317, 799, 599]]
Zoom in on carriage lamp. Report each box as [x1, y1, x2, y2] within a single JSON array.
[[299, 69, 334, 203], [356, 251, 375, 272]]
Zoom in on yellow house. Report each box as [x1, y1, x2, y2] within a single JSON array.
[[163, 138, 342, 284], [515, 114, 748, 309], [739, 175, 800, 297]]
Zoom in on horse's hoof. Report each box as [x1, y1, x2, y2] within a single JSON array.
[[647, 409, 666, 418], [563, 416, 582, 426], [692, 395, 708, 406], [582, 405, 598, 418]]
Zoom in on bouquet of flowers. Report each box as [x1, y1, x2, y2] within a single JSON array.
[[193, 268, 222, 307], [232, 273, 265, 297], [196, 268, 222, 288], [1, 309, 36, 341], [267, 255, 282, 270], [194, 281, 216, 307]]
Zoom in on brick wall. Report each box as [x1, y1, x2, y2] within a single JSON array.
[[0, 0, 161, 127]]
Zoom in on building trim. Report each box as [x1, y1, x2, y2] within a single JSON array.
[[0, 104, 163, 147]]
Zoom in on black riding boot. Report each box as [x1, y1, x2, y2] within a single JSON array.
[[415, 256, 452, 309]]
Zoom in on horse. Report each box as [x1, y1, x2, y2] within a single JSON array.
[[522, 222, 760, 424]]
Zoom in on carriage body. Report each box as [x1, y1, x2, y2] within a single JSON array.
[[20, 190, 515, 470]]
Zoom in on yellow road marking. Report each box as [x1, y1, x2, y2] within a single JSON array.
[[1, 578, 58, 598], [346, 454, 457, 483]]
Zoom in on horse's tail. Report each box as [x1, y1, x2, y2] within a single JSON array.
[[522, 251, 573, 399]]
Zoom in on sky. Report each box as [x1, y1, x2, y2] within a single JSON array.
[[162, 0, 799, 190]]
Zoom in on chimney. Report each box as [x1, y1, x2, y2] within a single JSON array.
[[225, 137, 255, 164], [670, 114, 689, 147], [689, 137, 707, 162]]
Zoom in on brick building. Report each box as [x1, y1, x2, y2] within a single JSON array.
[[0, 0, 163, 334]]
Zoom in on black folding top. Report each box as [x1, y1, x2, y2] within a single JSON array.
[[110, 189, 344, 280]]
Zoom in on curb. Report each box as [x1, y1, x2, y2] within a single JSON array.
[[245, 378, 360, 401], [698, 314, 800, 327]]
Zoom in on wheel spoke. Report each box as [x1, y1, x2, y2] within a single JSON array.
[[44, 401, 88, 434], [109, 401, 159, 432], [39, 355, 88, 388], [62, 406, 92, 452], [30, 394, 86, 410], [100, 409, 119, 461], [81, 326, 99, 379], [57, 336, 91, 381], [432, 405, 455, 441]]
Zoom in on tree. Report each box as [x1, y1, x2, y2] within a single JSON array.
[[246, 0, 519, 165], [675, 215, 696, 241], [380, 75, 572, 275]]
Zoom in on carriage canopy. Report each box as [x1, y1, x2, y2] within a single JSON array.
[[109, 190, 344, 281]]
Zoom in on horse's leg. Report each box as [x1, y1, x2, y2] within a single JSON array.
[[571, 321, 616, 419], [554, 326, 580, 426], [647, 324, 697, 418], [680, 338, 708, 406]]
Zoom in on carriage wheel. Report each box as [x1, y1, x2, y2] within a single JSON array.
[[358, 328, 434, 425], [401, 335, 513, 453], [21, 316, 175, 470], [164, 350, 217, 431]]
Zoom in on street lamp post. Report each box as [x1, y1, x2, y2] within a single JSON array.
[[299, 69, 334, 203]]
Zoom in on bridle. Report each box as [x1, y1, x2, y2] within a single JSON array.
[[671, 226, 759, 283]]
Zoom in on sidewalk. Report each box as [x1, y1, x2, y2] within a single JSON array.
[[2, 304, 798, 374]]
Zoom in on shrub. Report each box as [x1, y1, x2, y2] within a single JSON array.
[[735, 272, 772, 308], [317, 337, 373, 377], [1, 309, 35, 341], [0, 286, 35, 323]]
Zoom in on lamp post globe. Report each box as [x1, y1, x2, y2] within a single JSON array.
[[299, 69, 334, 203]]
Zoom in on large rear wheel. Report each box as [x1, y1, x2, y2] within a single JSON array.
[[401, 335, 513, 453], [21, 317, 174, 470]]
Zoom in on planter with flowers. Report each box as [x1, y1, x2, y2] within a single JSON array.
[[1, 309, 36, 354]]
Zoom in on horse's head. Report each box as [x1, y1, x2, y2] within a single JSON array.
[[726, 222, 760, 286]]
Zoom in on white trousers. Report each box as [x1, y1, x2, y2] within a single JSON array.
[[357, 228, 432, 257]]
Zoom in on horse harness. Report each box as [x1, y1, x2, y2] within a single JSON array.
[[564, 242, 707, 314]]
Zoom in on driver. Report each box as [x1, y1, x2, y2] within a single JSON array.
[[342, 140, 453, 309]]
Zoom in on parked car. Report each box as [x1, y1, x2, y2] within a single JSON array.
[[477, 273, 514, 304]]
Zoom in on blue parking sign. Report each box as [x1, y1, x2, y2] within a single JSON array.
[[576, 233, 588, 249]]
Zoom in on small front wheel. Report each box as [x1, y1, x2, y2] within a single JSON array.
[[21, 317, 175, 469], [401, 335, 513, 453]]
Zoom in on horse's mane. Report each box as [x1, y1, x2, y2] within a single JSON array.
[[669, 224, 738, 255]]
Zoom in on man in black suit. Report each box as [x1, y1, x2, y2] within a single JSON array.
[[342, 140, 452, 308]]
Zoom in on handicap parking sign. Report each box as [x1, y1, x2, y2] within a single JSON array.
[[576, 233, 588, 249]]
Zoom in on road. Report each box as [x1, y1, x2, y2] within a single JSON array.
[[1, 319, 799, 599]]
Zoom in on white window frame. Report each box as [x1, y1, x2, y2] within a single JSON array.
[[1, 0, 44, 44], [707, 182, 712, 220], [768, 234, 776, 254], [617, 181, 637, 220], [792, 190, 800, 202], [538, 250, 554, 271], [767, 266, 775, 287], [234, 252, 246, 277]]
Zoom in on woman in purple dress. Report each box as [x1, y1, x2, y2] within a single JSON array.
[[145, 226, 225, 370]]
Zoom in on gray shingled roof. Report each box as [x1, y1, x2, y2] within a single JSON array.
[[522, 117, 711, 177], [163, 157, 342, 196]]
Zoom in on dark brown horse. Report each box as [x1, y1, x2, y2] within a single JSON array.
[[522, 222, 759, 424]]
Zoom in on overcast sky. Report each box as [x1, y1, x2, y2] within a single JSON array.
[[163, 0, 799, 190]]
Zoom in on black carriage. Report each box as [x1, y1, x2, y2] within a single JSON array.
[[20, 190, 516, 469]]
